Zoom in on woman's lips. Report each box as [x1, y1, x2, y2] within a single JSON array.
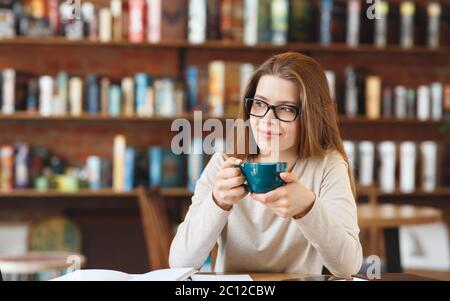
[[258, 129, 281, 139]]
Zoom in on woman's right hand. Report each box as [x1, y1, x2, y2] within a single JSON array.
[[212, 157, 248, 211]]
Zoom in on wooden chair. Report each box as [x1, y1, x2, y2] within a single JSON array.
[[136, 187, 172, 270]]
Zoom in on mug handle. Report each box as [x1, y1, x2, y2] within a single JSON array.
[[233, 164, 250, 192]]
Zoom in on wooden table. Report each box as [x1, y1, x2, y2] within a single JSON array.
[[357, 204, 443, 273], [199, 272, 438, 281]]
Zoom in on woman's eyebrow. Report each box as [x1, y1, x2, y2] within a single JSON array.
[[254, 94, 298, 106]]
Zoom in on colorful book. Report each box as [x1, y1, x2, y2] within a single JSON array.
[[100, 158, 112, 188], [208, 61, 225, 116], [113, 135, 126, 192], [232, 0, 244, 41], [39, 75, 53, 117], [221, 0, 234, 41], [14, 143, 30, 189], [406, 88, 416, 118], [186, 66, 199, 111], [430, 82, 443, 121], [365, 75, 382, 120], [86, 156, 101, 190], [382, 87, 393, 118], [427, 2, 441, 49], [100, 77, 110, 115], [86, 74, 99, 115], [346, 0, 360, 47], [122, 77, 134, 116], [55, 72, 68, 115], [124, 147, 135, 191], [207, 0, 221, 40], [1, 68, 15, 115], [271, 0, 288, 45], [148, 146, 162, 187], [288, 0, 312, 42], [0, 4, 15, 38], [26, 78, 38, 113], [69, 77, 83, 116], [243, 0, 258, 45], [135, 73, 149, 116], [0, 145, 14, 192], [128, 0, 145, 42], [374, 0, 389, 48], [188, 0, 207, 44], [257, 0, 272, 43], [160, 149, 185, 188], [111, 0, 123, 42], [320, 0, 333, 45], [400, 1, 415, 49], [133, 149, 149, 187], [81, 2, 97, 41], [154, 79, 175, 116], [225, 62, 242, 116], [147, 0, 187, 42], [109, 85, 122, 116], [99, 7, 112, 42]]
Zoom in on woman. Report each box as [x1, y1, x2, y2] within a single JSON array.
[[169, 52, 362, 278]]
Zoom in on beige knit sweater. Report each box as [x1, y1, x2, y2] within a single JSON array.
[[169, 150, 363, 278]]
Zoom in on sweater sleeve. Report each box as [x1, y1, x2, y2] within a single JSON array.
[[295, 152, 363, 278], [169, 152, 232, 269]]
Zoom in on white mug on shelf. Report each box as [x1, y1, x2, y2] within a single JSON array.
[[400, 142, 416, 193], [378, 141, 396, 193]]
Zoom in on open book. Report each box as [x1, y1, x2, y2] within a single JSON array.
[[51, 267, 196, 281]]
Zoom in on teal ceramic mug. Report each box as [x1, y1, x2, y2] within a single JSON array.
[[234, 162, 287, 194]]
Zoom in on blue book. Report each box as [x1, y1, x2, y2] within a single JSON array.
[[134, 73, 148, 115], [161, 150, 186, 188], [26, 78, 38, 112], [124, 147, 135, 191], [86, 74, 99, 114], [148, 147, 162, 188], [86, 156, 101, 190], [109, 85, 121, 116], [320, 0, 333, 45], [186, 67, 199, 111]]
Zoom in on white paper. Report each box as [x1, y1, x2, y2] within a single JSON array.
[[190, 274, 253, 281]]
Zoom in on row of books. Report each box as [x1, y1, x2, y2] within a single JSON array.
[[0, 1, 448, 48], [0, 62, 255, 117], [0, 69, 186, 116], [344, 140, 439, 193]]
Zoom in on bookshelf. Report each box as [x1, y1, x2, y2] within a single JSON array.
[[1, 0, 449, 272]]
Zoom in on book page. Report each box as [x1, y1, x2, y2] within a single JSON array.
[[130, 268, 196, 281], [51, 269, 132, 281]]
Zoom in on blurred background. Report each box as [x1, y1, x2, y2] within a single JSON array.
[[0, 0, 449, 280]]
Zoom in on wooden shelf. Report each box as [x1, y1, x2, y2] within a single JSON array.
[[0, 112, 446, 126], [0, 37, 449, 55]]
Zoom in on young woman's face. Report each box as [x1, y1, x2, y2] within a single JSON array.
[[250, 75, 301, 157]]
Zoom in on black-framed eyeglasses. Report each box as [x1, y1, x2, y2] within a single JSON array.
[[244, 97, 301, 122]]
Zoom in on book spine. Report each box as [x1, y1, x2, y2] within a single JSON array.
[[208, 61, 225, 116], [400, 1, 415, 49], [86, 74, 99, 115], [395, 85, 407, 119], [81, 2, 98, 41], [48, 0, 59, 35], [406, 88, 416, 118], [345, 66, 358, 116], [244, 0, 258, 45], [225, 63, 242, 116], [232, 0, 244, 41], [109, 85, 122, 116], [320, 0, 333, 45], [0, 145, 14, 192], [378, 141, 396, 193], [400, 141, 416, 193], [122, 77, 134, 116], [207, 0, 221, 40], [358, 141, 375, 186], [271, 0, 288, 45], [111, 0, 123, 42], [427, 2, 441, 49], [430, 82, 443, 121], [365, 75, 381, 120], [100, 77, 110, 115], [374, 0, 389, 48], [55, 72, 68, 115], [147, 0, 161, 43], [161, 150, 185, 187], [145, 86, 155, 116], [188, 0, 207, 44], [26, 78, 38, 113], [187, 137, 204, 192], [86, 155, 101, 190], [135, 73, 149, 116], [148, 146, 162, 187], [69, 77, 83, 116], [129, 0, 145, 43], [239, 63, 254, 99], [124, 147, 135, 191], [113, 135, 126, 192], [417, 85, 430, 121], [100, 158, 112, 188], [99, 8, 112, 42], [14, 143, 30, 189], [39, 75, 54, 117], [257, 0, 272, 43], [346, 0, 360, 47], [420, 141, 437, 192], [154, 79, 175, 116], [288, 0, 312, 42], [186, 66, 199, 111], [221, 0, 234, 41], [382, 87, 393, 118], [2, 69, 15, 115], [174, 84, 185, 115]]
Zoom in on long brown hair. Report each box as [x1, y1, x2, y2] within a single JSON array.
[[231, 52, 356, 196]]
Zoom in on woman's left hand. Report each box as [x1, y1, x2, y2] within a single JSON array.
[[251, 172, 316, 219]]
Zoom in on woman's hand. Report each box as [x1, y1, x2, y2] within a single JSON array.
[[251, 172, 316, 219], [212, 157, 248, 211]]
